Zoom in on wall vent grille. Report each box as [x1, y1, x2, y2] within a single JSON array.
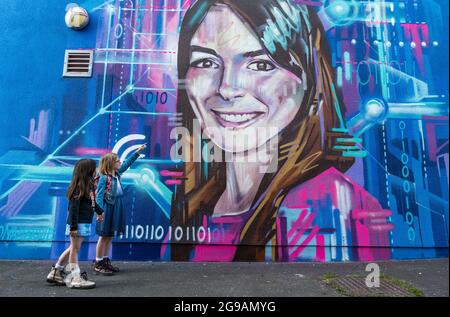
[[63, 50, 93, 77]]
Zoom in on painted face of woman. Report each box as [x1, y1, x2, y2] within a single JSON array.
[[185, 4, 306, 154]]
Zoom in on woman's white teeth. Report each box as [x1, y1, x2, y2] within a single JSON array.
[[219, 113, 256, 123]]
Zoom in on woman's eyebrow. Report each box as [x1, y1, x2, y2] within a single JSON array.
[[190, 46, 266, 59], [191, 45, 219, 57], [243, 50, 265, 58]]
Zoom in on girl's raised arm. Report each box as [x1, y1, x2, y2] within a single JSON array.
[[117, 144, 146, 175]]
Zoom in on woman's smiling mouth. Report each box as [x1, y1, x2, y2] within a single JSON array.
[[211, 109, 265, 129]]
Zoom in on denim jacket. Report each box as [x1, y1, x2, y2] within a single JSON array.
[[96, 151, 140, 209]]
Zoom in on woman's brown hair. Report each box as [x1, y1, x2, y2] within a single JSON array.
[[171, 0, 354, 261]]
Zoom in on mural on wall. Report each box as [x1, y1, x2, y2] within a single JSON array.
[[0, 0, 448, 262]]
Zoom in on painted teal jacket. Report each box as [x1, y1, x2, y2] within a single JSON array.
[[95, 151, 140, 210]]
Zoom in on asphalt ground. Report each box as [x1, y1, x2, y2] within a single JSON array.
[[0, 258, 448, 297]]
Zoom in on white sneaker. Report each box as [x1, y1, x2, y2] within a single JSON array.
[[65, 271, 96, 289]]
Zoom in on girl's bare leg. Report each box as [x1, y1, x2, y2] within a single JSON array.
[[96, 236, 106, 260], [56, 245, 71, 267], [69, 235, 84, 265], [104, 237, 113, 258]]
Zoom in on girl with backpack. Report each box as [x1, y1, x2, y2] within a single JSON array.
[[94, 144, 146, 275], [46, 158, 104, 289]]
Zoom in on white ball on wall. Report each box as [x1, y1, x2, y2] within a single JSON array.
[[65, 6, 89, 30]]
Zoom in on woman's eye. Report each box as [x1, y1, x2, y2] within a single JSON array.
[[190, 59, 220, 69], [247, 60, 276, 72]]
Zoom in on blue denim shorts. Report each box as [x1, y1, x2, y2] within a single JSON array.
[[65, 223, 92, 237]]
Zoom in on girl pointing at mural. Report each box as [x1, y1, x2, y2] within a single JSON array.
[[168, 0, 393, 262], [94, 144, 146, 275]]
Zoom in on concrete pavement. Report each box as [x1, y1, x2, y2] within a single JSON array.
[[0, 258, 448, 297]]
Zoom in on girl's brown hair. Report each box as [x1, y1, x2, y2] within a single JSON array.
[[67, 159, 97, 200], [171, 0, 355, 261], [99, 153, 119, 175]]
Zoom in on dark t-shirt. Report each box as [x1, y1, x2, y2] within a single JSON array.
[[67, 192, 104, 230]]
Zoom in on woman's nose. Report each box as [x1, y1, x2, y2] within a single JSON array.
[[218, 66, 245, 101]]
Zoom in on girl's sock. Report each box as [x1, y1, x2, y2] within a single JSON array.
[[69, 263, 80, 276], [96, 257, 103, 262], [55, 263, 65, 270]]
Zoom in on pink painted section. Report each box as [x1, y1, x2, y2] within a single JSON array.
[[289, 226, 319, 260], [276, 217, 283, 260], [165, 180, 182, 185], [293, 0, 323, 6], [74, 148, 110, 156], [171, 167, 393, 262], [402, 24, 429, 75], [289, 212, 315, 247], [287, 209, 308, 238], [280, 167, 393, 261], [192, 245, 238, 262], [354, 220, 374, 262], [352, 209, 392, 220], [160, 170, 184, 177], [315, 235, 325, 262], [192, 213, 248, 262]]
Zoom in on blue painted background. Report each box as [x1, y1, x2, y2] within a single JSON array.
[[0, 0, 448, 261]]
